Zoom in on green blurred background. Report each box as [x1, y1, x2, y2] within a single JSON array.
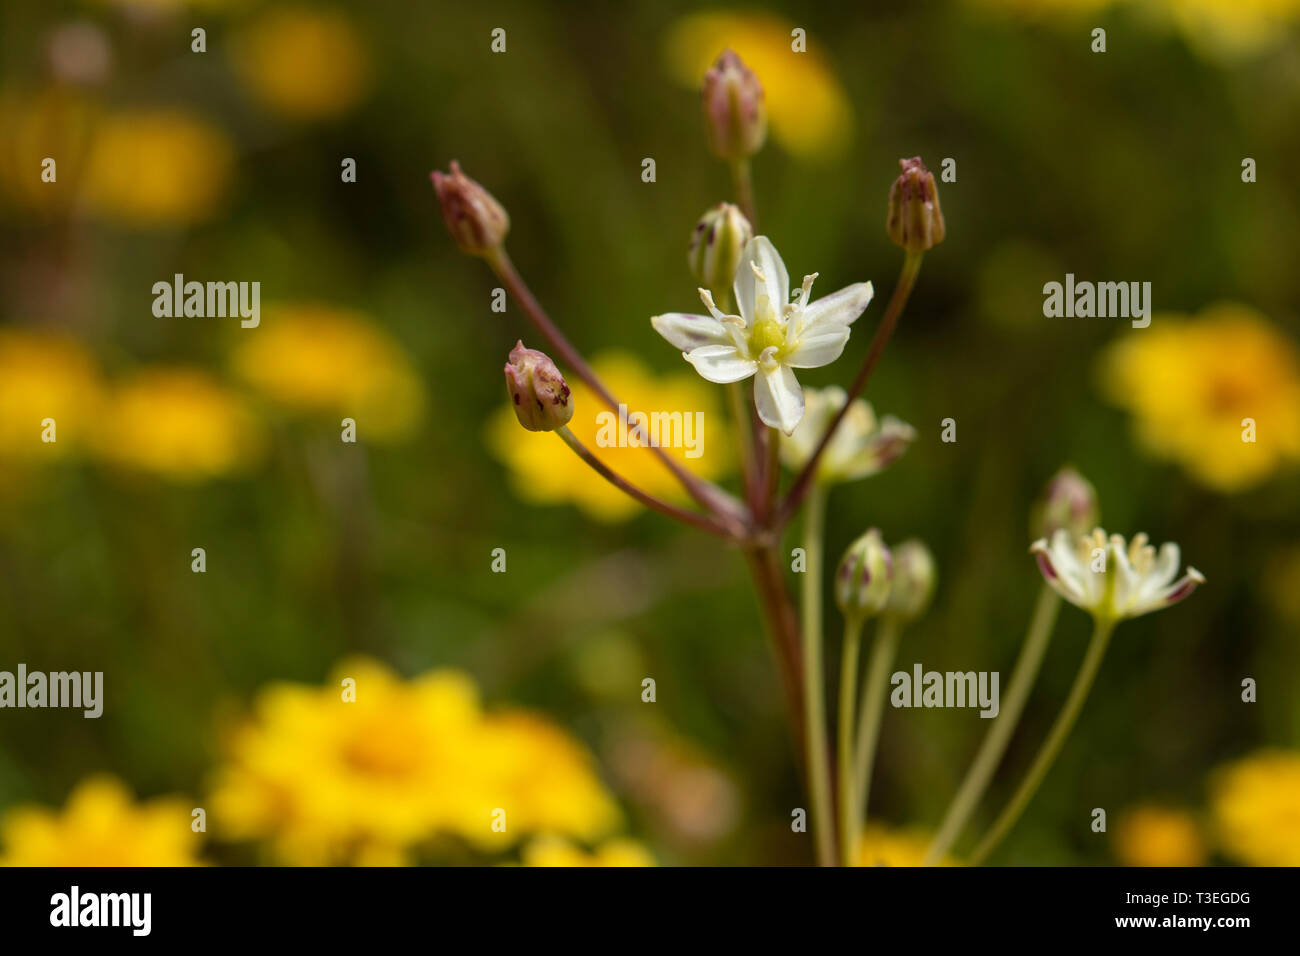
[[1, 0, 1298, 865]]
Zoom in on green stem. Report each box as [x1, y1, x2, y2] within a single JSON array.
[[728, 382, 758, 511], [729, 158, 757, 228], [800, 483, 835, 866], [837, 615, 864, 866], [853, 615, 902, 845], [924, 585, 1061, 864], [968, 615, 1116, 865]]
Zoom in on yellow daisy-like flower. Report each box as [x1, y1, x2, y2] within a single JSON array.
[[209, 658, 622, 865], [0, 328, 104, 462], [0, 776, 204, 866], [83, 109, 234, 227], [521, 836, 655, 867], [231, 6, 371, 121], [1098, 304, 1300, 492], [92, 367, 264, 481], [230, 303, 425, 443], [489, 353, 729, 522], [664, 12, 853, 162], [1209, 749, 1300, 866], [1112, 805, 1206, 867], [856, 824, 958, 866]]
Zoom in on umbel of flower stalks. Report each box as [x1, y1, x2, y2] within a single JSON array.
[[886, 157, 945, 253], [504, 341, 573, 432]]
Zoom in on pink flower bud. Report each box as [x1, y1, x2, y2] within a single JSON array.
[[504, 341, 573, 432], [430, 160, 509, 257], [701, 50, 767, 162], [886, 157, 945, 253]]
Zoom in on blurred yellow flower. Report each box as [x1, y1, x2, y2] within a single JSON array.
[[521, 836, 655, 867], [856, 824, 958, 866], [1156, 0, 1300, 58], [84, 109, 234, 227], [0, 328, 104, 462], [1210, 749, 1300, 866], [209, 658, 622, 865], [0, 87, 98, 214], [230, 303, 425, 442], [93, 367, 264, 481], [1112, 805, 1206, 867], [489, 353, 729, 521], [232, 6, 370, 120], [664, 12, 853, 162], [970, 0, 1300, 58], [0, 776, 204, 866], [1098, 304, 1300, 491], [968, 0, 1116, 15]]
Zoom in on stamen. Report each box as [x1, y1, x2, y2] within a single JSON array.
[[698, 288, 735, 323]]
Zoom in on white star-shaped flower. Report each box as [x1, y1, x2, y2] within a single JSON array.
[[1031, 528, 1205, 622], [651, 237, 873, 434]]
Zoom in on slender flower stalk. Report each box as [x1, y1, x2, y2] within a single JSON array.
[[484, 245, 745, 531], [730, 159, 757, 228], [924, 584, 1061, 864], [837, 614, 864, 865], [743, 544, 805, 745], [778, 251, 922, 526], [800, 484, 836, 865], [554, 427, 733, 540], [853, 615, 901, 839], [969, 616, 1115, 865]]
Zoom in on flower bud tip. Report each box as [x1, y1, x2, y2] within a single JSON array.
[[431, 159, 510, 257]]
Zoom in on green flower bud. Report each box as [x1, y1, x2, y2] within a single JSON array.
[[885, 539, 936, 623], [886, 157, 945, 253], [688, 203, 753, 300], [431, 160, 509, 257], [1031, 465, 1100, 540], [835, 529, 893, 621], [701, 49, 767, 162], [504, 341, 572, 432]]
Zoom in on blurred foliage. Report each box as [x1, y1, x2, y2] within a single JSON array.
[[1, 0, 1298, 865]]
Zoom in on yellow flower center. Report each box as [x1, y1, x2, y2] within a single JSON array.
[[750, 295, 787, 356]]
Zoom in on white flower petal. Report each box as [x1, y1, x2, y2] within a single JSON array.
[[785, 327, 852, 369], [734, 236, 790, 323], [754, 363, 805, 434], [799, 282, 874, 333], [1032, 537, 1087, 609], [651, 312, 729, 351], [683, 344, 757, 384]]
